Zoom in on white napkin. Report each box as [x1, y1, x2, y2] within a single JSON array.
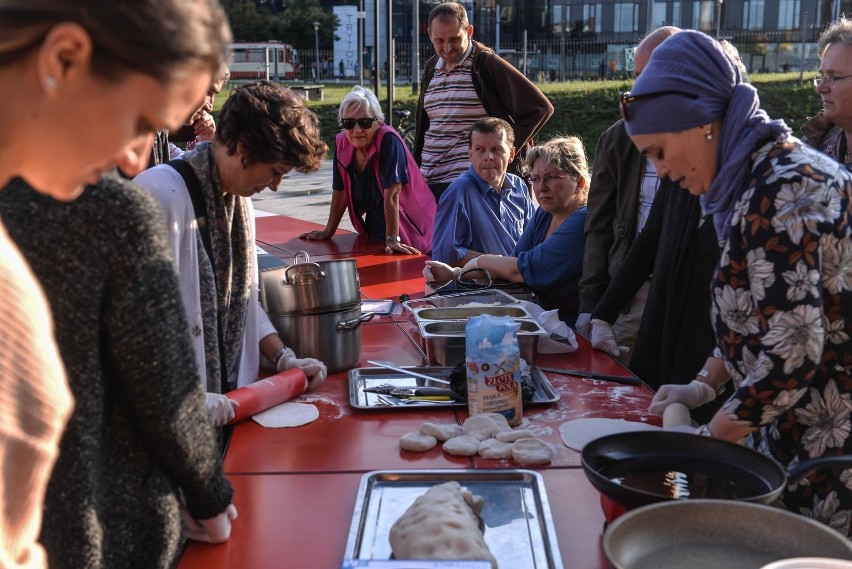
[[519, 301, 578, 354]]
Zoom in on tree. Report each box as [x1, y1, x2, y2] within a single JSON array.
[[273, 0, 338, 51], [222, 0, 274, 41]]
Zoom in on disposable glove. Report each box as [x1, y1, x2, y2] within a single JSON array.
[[423, 260, 461, 282], [590, 319, 629, 358], [182, 503, 238, 544], [648, 380, 717, 415], [276, 347, 328, 383], [205, 392, 238, 427], [574, 312, 592, 337]]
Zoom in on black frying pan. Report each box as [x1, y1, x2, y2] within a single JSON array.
[[581, 431, 852, 510], [604, 500, 852, 569]]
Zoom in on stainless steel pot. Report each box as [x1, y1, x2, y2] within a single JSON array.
[[268, 306, 375, 373], [260, 251, 361, 315]]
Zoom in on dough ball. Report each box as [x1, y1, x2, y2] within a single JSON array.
[[512, 438, 554, 466], [251, 402, 318, 428], [442, 435, 481, 456], [421, 421, 463, 441], [478, 438, 514, 459], [496, 429, 535, 442], [400, 432, 438, 452], [463, 413, 512, 441], [389, 482, 497, 568]]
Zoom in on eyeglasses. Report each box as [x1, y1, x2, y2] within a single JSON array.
[[340, 117, 378, 130], [813, 73, 852, 88], [619, 90, 698, 121], [529, 174, 572, 186]]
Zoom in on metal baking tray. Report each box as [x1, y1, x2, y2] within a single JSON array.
[[418, 319, 546, 366], [403, 290, 519, 314], [343, 469, 564, 569], [349, 365, 559, 409]]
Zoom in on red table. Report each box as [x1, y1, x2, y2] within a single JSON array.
[[179, 216, 656, 569]]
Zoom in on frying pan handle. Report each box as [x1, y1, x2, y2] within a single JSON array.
[[786, 455, 852, 484]]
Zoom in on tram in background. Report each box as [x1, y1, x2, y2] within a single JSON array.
[[228, 42, 300, 80]]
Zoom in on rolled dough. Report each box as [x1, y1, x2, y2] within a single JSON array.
[[478, 438, 514, 459], [251, 402, 319, 428], [400, 432, 438, 452], [442, 435, 481, 456], [420, 422, 463, 441], [511, 438, 553, 466], [389, 481, 497, 568], [558, 418, 660, 451], [462, 413, 512, 441]]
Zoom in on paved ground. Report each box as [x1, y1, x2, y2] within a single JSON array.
[[251, 159, 356, 231]]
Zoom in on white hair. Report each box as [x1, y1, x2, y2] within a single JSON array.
[[338, 86, 385, 123]]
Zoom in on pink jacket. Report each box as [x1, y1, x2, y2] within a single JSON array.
[[335, 124, 436, 252]]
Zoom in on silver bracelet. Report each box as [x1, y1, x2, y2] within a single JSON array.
[[695, 424, 713, 437], [271, 346, 289, 366]]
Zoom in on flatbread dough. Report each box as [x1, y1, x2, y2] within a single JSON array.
[[251, 402, 319, 428], [463, 413, 512, 441], [400, 432, 438, 452], [389, 481, 498, 568], [496, 429, 535, 443], [558, 418, 660, 451], [511, 438, 553, 466], [478, 438, 514, 459], [421, 422, 463, 441], [442, 435, 481, 456]]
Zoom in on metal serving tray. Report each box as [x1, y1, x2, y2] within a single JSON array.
[[348, 365, 559, 409], [418, 319, 546, 366], [410, 305, 532, 321], [403, 290, 519, 314], [343, 469, 564, 569]]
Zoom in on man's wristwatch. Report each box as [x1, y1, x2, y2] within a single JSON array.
[[386, 235, 401, 244], [271, 346, 289, 366]]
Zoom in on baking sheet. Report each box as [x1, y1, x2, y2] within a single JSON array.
[[348, 365, 560, 409], [403, 290, 519, 314], [343, 469, 564, 569]]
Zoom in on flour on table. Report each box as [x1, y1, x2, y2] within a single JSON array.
[[558, 418, 660, 451], [252, 402, 319, 428]]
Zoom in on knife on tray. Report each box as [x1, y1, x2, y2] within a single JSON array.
[[537, 367, 642, 386], [364, 386, 459, 398]]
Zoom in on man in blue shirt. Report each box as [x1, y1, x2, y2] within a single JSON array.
[[432, 117, 534, 266]]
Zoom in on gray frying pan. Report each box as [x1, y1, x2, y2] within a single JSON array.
[[604, 500, 852, 569]]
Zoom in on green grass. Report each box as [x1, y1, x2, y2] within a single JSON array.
[[215, 72, 822, 167]]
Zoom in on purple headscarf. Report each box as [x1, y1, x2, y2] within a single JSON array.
[[623, 30, 791, 240]]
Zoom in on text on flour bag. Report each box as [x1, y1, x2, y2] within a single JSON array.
[[465, 314, 523, 426]]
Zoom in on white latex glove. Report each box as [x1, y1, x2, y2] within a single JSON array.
[[182, 503, 238, 543], [575, 312, 592, 337], [205, 392, 238, 427], [648, 380, 717, 415], [423, 260, 461, 282], [276, 347, 328, 383], [590, 319, 629, 358]]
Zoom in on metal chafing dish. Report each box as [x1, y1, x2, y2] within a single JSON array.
[[418, 319, 546, 366]]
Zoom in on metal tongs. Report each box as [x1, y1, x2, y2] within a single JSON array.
[[363, 384, 458, 399]]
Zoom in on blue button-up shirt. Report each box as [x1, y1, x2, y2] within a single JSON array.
[[431, 166, 533, 264]]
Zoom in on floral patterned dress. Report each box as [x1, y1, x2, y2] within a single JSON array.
[[713, 137, 852, 535]]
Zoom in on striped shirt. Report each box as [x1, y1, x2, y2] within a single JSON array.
[[421, 45, 487, 185], [636, 157, 661, 234]]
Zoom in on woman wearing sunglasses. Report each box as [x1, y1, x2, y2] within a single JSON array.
[[627, 31, 852, 533], [425, 137, 588, 326], [300, 86, 436, 254], [801, 17, 852, 169]]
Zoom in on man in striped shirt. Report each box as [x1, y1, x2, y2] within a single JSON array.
[[413, 2, 553, 202]]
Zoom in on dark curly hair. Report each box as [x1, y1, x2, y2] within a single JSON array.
[[215, 81, 328, 173]]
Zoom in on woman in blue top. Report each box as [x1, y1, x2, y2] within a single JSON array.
[[427, 137, 588, 325]]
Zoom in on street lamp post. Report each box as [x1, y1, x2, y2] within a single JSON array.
[[716, 0, 724, 38], [313, 21, 320, 82]]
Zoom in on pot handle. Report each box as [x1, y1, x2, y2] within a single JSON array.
[[786, 455, 852, 484], [336, 311, 376, 331], [282, 262, 325, 285], [294, 250, 311, 264]]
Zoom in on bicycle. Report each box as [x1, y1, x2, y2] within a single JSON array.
[[394, 109, 416, 152]]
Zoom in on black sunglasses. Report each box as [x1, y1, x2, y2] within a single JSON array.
[[619, 90, 698, 121], [340, 117, 378, 130]]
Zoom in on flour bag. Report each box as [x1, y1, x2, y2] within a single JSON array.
[[465, 314, 522, 426]]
